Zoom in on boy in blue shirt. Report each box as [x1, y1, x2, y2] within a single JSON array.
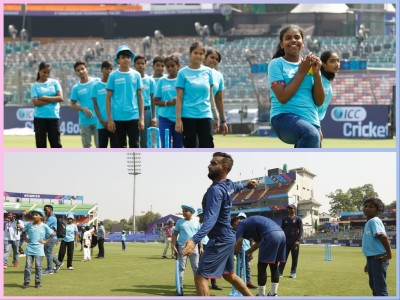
[[21, 209, 55, 289], [106, 45, 144, 148], [70, 60, 100, 148], [172, 204, 201, 296], [133, 55, 157, 148], [92, 60, 117, 148], [362, 198, 392, 296]]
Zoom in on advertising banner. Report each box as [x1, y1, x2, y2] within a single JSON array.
[[320, 105, 390, 139], [4, 106, 80, 135]]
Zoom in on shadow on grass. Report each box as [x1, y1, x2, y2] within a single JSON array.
[[112, 284, 197, 296]]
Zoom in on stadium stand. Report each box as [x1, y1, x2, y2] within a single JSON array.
[[106, 232, 161, 243], [4, 34, 395, 106]]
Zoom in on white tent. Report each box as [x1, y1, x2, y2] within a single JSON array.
[[291, 4, 350, 14], [384, 4, 395, 12]]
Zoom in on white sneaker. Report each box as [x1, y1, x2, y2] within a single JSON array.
[[68, 266, 74, 270]]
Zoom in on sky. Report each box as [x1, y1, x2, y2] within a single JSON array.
[[2, 151, 397, 221]]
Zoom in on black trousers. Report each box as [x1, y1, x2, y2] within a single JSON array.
[[97, 238, 105, 257], [181, 117, 214, 148], [58, 240, 74, 268], [114, 120, 139, 148], [278, 243, 300, 274], [98, 128, 118, 148], [34, 118, 62, 148]]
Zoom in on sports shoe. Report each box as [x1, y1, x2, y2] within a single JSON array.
[[162, 255, 167, 259], [35, 282, 42, 288], [267, 292, 278, 296], [13, 262, 19, 267], [42, 269, 54, 275], [19, 253, 26, 257], [68, 266, 74, 270], [22, 282, 29, 289], [54, 263, 63, 273], [246, 282, 257, 289], [290, 273, 296, 278], [3, 264, 7, 269], [211, 284, 223, 290]]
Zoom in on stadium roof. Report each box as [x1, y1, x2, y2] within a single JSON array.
[[291, 4, 350, 14], [3, 202, 97, 216]]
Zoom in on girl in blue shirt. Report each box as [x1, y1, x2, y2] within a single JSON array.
[[154, 55, 183, 148], [268, 25, 325, 148], [175, 41, 218, 148], [57, 214, 79, 270], [31, 62, 63, 148], [319, 51, 340, 146], [204, 48, 229, 136]]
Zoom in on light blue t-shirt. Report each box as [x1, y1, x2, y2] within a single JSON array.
[[176, 65, 214, 119], [31, 78, 62, 119], [62, 223, 78, 243], [141, 74, 156, 108], [199, 224, 209, 245], [91, 81, 108, 129], [174, 218, 201, 246], [121, 233, 126, 242], [106, 68, 143, 121], [70, 77, 100, 126], [318, 75, 333, 121], [152, 75, 166, 118], [23, 223, 53, 256], [211, 68, 224, 97], [268, 57, 320, 127], [362, 217, 387, 257], [45, 215, 58, 241], [154, 77, 178, 122]]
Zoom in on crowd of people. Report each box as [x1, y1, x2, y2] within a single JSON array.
[[159, 152, 392, 297], [3, 205, 105, 289], [31, 41, 228, 148], [29, 23, 341, 149]]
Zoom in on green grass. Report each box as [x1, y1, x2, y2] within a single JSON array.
[[3, 243, 397, 296], [3, 135, 396, 148]]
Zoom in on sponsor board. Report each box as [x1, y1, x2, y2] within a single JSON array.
[[321, 105, 390, 139], [5, 106, 80, 135]]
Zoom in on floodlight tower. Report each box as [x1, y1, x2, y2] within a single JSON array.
[[126, 153, 141, 233]]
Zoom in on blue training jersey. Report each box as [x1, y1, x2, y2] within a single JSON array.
[[362, 217, 387, 257], [23, 223, 53, 256], [107, 68, 143, 121], [70, 77, 100, 126], [141, 74, 156, 108], [91, 81, 108, 129], [211, 68, 224, 97], [45, 215, 58, 241], [318, 75, 333, 121], [192, 179, 247, 244], [268, 57, 320, 127], [236, 216, 283, 243], [174, 218, 201, 246], [154, 77, 178, 122], [31, 78, 62, 119], [176, 65, 214, 119], [63, 223, 78, 243]]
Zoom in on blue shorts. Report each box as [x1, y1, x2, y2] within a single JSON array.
[[258, 230, 286, 264], [197, 239, 235, 278]]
